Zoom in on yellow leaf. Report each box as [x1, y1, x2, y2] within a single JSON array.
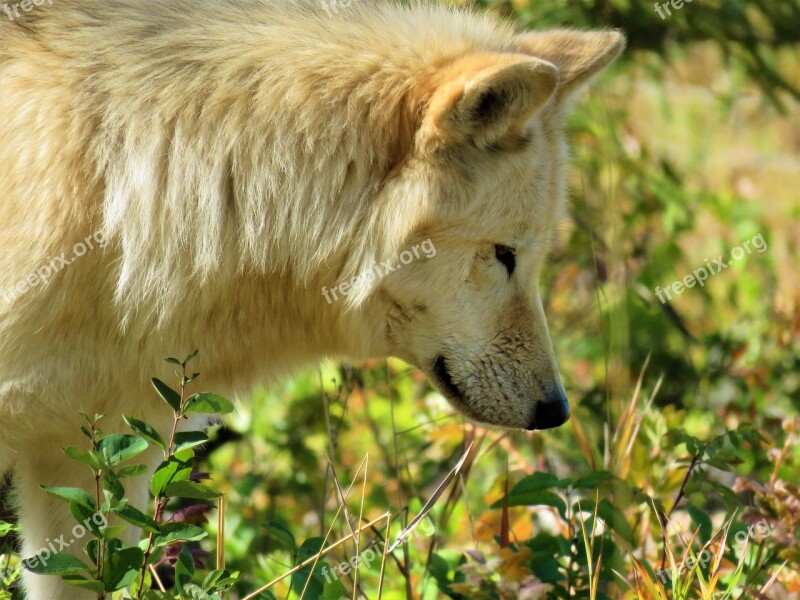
[[497, 547, 532, 582]]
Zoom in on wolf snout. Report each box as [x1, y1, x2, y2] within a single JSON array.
[[527, 387, 570, 430]]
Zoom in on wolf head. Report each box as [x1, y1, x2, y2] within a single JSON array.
[[347, 30, 625, 431], [82, 6, 623, 431]]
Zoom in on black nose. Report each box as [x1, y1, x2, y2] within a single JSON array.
[[528, 389, 570, 430]]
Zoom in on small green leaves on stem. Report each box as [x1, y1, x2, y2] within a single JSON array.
[[151, 378, 182, 413], [30, 349, 237, 599]]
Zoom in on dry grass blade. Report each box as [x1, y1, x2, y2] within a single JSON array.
[[217, 494, 225, 571], [571, 414, 597, 470], [613, 353, 650, 447], [386, 440, 474, 554], [148, 564, 166, 593], [325, 453, 369, 599], [242, 511, 390, 600], [610, 354, 655, 477], [298, 456, 371, 600], [759, 561, 787, 596], [628, 556, 665, 599], [376, 512, 392, 600], [243, 454, 371, 600], [619, 373, 663, 478], [499, 466, 510, 549]]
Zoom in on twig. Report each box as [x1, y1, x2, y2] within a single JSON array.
[[659, 453, 700, 570], [136, 361, 189, 598]]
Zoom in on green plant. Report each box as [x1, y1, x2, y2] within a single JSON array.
[[22, 351, 239, 599]]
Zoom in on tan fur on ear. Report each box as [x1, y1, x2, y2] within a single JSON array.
[[421, 53, 559, 150], [515, 30, 625, 101]]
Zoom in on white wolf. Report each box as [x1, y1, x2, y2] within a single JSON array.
[[0, 0, 624, 596]]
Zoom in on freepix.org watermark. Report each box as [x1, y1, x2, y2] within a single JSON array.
[[653, 0, 695, 20], [0, 510, 107, 586], [319, 0, 357, 17], [320, 515, 435, 584], [656, 518, 774, 584], [322, 239, 436, 304], [3, 0, 53, 22], [654, 233, 767, 304], [0, 228, 108, 305]]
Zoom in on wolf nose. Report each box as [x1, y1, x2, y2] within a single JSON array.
[[528, 388, 570, 430]]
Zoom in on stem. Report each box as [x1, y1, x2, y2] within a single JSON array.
[[386, 362, 413, 600], [89, 421, 105, 597], [136, 362, 188, 598], [770, 425, 795, 485], [659, 453, 700, 570]]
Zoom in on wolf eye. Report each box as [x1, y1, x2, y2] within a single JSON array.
[[494, 244, 516, 277]]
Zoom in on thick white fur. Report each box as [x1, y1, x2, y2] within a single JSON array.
[[0, 1, 623, 597]]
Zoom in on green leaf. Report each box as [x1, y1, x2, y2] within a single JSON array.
[[152, 378, 181, 412], [706, 450, 744, 471], [152, 523, 207, 547], [102, 546, 144, 592], [688, 505, 713, 541], [164, 481, 221, 500], [0, 520, 18, 536], [112, 504, 160, 534], [61, 576, 105, 593], [117, 464, 149, 479], [103, 525, 129, 540], [141, 592, 174, 600], [509, 472, 565, 494], [175, 547, 195, 594], [496, 489, 566, 518], [23, 552, 90, 575], [103, 469, 126, 501], [699, 479, 742, 509], [98, 434, 148, 466], [292, 538, 327, 600], [183, 393, 234, 415], [595, 499, 634, 546], [202, 569, 239, 592], [528, 551, 563, 583], [123, 415, 166, 450], [572, 471, 615, 489], [86, 539, 99, 565], [262, 520, 296, 551], [182, 584, 215, 600], [150, 449, 194, 497], [39, 486, 96, 510], [321, 578, 347, 599], [173, 431, 209, 453], [492, 474, 567, 514], [69, 501, 105, 537], [63, 446, 101, 469], [165, 357, 182, 365]]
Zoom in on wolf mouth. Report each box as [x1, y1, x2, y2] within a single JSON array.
[[433, 355, 463, 402], [431, 355, 504, 426]]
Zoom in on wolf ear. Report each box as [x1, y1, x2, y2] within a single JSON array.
[[422, 53, 559, 149], [515, 30, 625, 103]]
